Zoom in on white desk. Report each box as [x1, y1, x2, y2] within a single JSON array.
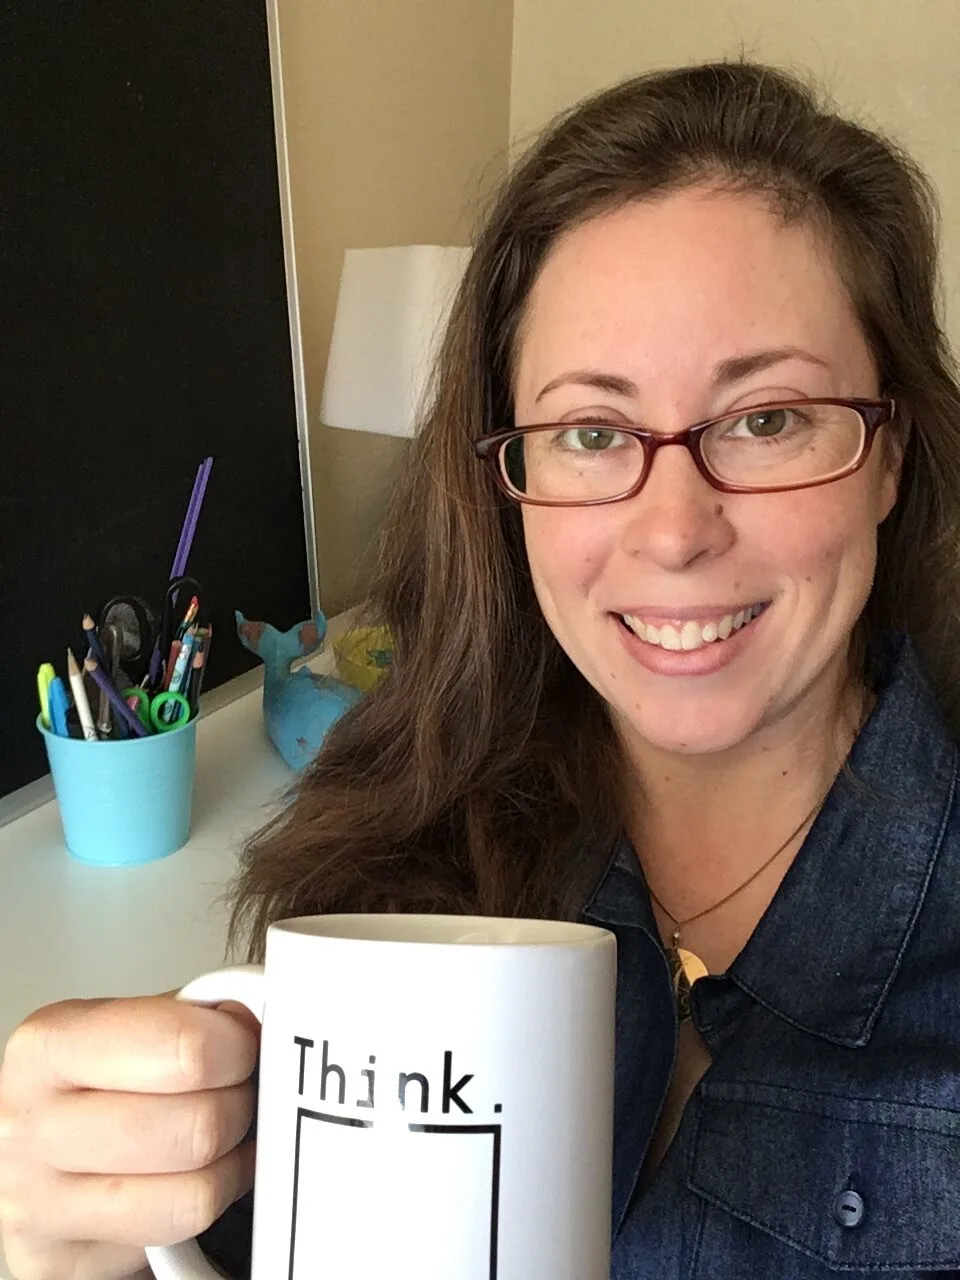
[[0, 624, 349, 1279]]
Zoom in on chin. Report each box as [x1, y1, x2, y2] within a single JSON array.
[[612, 702, 766, 758]]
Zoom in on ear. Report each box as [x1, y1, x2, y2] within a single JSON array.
[[876, 412, 908, 524]]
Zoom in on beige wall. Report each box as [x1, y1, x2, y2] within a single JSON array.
[[276, 0, 514, 614], [510, 0, 960, 347], [277, 1, 959, 617]]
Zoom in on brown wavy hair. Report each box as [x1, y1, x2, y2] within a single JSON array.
[[229, 60, 960, 961]]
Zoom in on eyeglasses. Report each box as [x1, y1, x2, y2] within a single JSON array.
[[473, 398, 896, 507]]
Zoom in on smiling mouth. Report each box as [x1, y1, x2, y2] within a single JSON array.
[[618, 603, 768, 652]]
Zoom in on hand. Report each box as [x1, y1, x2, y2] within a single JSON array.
[[0, 995, 258, 1279]]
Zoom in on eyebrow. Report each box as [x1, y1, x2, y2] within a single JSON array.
[[534, 347, 832, 403]]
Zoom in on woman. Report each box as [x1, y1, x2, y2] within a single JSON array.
[[3, 59, 960, 1279]]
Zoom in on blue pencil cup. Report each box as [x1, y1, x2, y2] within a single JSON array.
[[38, 716, 197, 866]]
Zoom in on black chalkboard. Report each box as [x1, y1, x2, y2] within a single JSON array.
[[2, 2, 312, 796]]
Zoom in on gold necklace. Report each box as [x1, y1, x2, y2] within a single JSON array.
[[646, 792, 827, 1021]]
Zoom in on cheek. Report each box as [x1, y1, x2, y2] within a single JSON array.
[[522, 508, 611, 599], [750, 482, 881, 598]]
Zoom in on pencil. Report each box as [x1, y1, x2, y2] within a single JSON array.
[[81, 614, 107, 668], [83, 658, 150, 738], [168, 626, 196, 695], [163, 640, 182, 691], [67, 648, 98, 741], [184, 643, 203, 710], [190, 624, 211, 714], [177, 596, 199, 639], [94, 618, 121, 736]]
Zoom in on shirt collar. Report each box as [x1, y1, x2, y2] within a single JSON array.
[[582, 835, 660, 936], [583, 635, 957, 1049], [729, 635, 957, 1046]]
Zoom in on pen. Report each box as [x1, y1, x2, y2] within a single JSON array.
[[47, 677, 71, 737], [37, 663, 56, 728], [83, 658, 150, 738], [67, 648, 98, 741]]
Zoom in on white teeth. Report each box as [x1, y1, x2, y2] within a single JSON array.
[[621, 604, 765, 652], [659, 624, 682, 651]]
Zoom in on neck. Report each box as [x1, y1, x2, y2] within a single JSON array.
[[618, 657, 869, 960]]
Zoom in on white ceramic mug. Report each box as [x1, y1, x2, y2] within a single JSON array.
[[146, 913, 616, 1280]]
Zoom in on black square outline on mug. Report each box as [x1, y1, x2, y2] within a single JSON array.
[[288, 1108, 502, 1280]]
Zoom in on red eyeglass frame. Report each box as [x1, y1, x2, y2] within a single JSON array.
[[473, 397, 897, 507]]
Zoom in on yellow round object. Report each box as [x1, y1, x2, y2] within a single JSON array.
[[676, 947, 709, 987], [333, 625, 393, 692]]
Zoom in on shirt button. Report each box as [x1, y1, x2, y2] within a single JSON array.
[[833, 1189, 865, 1228]]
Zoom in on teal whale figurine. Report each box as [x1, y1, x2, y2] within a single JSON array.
[[235, 609, 362, 770]]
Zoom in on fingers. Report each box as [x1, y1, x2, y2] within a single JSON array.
[[0, 994, 259, 1276], [2, 1141, 256, 1248], [0, 1233, 149, 1280], [216, 999, 263, 1039], [2, 997, 260, 1100], [22, 1082, 255, 1175]]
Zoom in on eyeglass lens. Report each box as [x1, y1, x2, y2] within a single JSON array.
[[501, 403, 867, 501]]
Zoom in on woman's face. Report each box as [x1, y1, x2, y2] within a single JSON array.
[[513, 187, 900, 759]]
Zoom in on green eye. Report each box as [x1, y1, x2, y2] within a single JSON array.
[[743, 409, 789, 437], [566, 427, 619, 450]]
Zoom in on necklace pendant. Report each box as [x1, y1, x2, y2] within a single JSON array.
[[668, 931, 709, 1021]]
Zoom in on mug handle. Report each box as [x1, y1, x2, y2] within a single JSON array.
[[145, 965, 265, 1280]]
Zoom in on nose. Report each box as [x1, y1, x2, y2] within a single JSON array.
[[618, 441, 735, 569]]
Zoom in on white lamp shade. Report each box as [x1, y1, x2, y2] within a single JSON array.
[[320, 244, 472, 438]]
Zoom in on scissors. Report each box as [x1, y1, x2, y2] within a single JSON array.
[[94, 594, 157, 735], [98, 576, 204, 689], [98, 593, 157, 689], [151, 575, 205, 689], [122, 687, 192, 732], [95, 577, 203, 735]]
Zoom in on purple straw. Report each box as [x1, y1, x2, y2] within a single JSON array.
[[171, 456, 213, 579], [168, 461, 204, 581], [149, 457, 214, 686]]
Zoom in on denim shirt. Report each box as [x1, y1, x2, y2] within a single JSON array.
[[585, 635, 960, 1278], [202, 636, 960, 1278]]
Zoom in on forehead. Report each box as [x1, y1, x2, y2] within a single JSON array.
[[514, 186, 875, 403]]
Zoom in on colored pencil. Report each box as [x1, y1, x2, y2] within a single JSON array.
[[81, 613, 107, 668], [168, 626, 196, 696], [94, 618, 123, 737], [190, 624, 211, 713], [183, 643, 204, 708], [177, 596, 199, 638], [163, 640, 182, 691], [66, 648, 98, 741]]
